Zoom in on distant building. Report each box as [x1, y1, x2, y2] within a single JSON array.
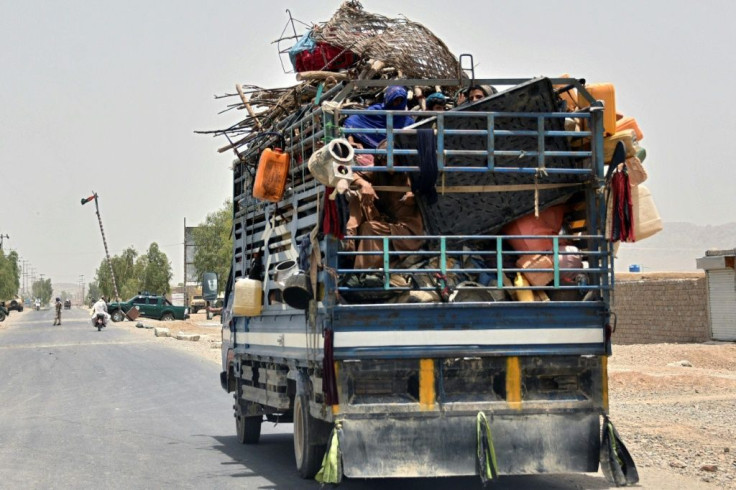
[[696, 249, 736, 341]]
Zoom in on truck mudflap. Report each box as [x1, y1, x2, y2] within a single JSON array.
[[339, 412, 600, 478]]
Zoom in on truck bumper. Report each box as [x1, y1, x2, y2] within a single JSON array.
[[339, 411, 600, 478]]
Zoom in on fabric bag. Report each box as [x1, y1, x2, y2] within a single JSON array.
[[631, 184, 663, 241], [625, 156, 647, 186], [516, 254, 554, 286]]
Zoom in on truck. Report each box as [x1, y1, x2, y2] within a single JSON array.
[[107, 293, 189, 322], [215, 4, 636, 486], [2, 295, 24, 312], [189, 294, 206, 314]]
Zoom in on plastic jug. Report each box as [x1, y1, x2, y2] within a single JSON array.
[[615, 116, 644, 141], [233, 278, 263, 317], [578, 82, 616, 136], [253, 147, 290, 202], [514, 273, 534, 302]]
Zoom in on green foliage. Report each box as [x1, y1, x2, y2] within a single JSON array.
[[0, 250, 20, 300], [91, 243, 173, 301], [95, 247, 138, 300], [85, 282, 101, 306], [32, 278, 53, 305], [192, 200, 233, 293], [140, 242, 172, 295]]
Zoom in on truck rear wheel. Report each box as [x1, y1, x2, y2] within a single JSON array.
[[293, 394, 326, 479], [111, 310, 125, 322]]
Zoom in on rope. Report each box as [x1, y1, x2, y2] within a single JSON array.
[[533, 167, 549, 218]]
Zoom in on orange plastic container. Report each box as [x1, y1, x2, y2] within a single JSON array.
[[578, 83, 616, 136], [253, 148, 290, 202], [616, 116, 644, 141], [555, 73, 578, 111]]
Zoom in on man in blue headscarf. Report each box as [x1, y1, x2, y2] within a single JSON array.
[[343, 86, 414, 149]]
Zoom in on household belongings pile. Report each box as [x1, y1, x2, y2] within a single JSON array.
[[210, 2, 661, 306]]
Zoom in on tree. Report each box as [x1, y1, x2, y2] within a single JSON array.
[[140, 242, 172, 295], [32, 278, 53, 305], [192, 200, 233, 293], [0, 250, 20, 300], [95, 247, 138, 300], [91, 243, 173, 300], [86, 282, 101, 306]]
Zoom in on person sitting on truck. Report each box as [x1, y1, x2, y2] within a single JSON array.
[[456, 84, 497, 106], [345, 141, 425, 272], [425, 92, 447, 112], [343, 85, 414, 149]]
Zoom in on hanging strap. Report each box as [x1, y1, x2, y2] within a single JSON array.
[[476, 411, 499, 485]]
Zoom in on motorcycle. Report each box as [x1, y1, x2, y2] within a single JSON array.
[[93, 312, 107, 331]]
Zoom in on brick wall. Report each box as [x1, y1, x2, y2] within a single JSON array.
[[611, 276, 709, 344]]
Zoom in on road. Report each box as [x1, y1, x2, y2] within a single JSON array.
[[0, 309, 712, 489]]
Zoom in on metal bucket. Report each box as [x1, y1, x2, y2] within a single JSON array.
[[282, 272, 312, 310], [273, 260, 298, 288]]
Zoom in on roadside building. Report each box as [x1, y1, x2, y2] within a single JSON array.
[[697, 249, 736, 341]]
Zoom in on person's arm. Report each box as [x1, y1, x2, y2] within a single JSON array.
[[353, 172, 378, 203]]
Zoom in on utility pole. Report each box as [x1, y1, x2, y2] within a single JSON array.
[[79, 274, 85, 305], [81, 192, 119, 301], [0, 233, 8, 251], [183, 217, 188, 307]]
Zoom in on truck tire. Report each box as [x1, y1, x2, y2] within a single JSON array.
[[0, 310, 5, 322], [111, 310, 125, 322], [293, 394, 327, 479], [160, 312, 175, 321], [235, 400, 262, 444], [191, 307, 199, 314]]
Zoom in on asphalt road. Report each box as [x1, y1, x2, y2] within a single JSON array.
[[0, 309, 711, 490]]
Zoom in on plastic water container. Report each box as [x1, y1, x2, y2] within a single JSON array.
[[514, 273, 535, 302], [578, 82, 617, 136], [629, 264, 641, 273], [616, 116, 644, 141], [233, 278, 263, 317], [253, 147, 290, 202]]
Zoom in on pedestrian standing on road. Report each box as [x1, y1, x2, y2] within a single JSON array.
[[53, 297, 62, 326]]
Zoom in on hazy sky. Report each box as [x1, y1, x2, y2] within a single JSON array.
[[2, 0, 735, 289]]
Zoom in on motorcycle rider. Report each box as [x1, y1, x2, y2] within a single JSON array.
[[91, 296, 110, 328]]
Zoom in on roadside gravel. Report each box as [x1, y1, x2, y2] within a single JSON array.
[[608, 343, 736, 489]]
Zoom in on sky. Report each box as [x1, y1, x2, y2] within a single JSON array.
[[2, 0, 735, 290]]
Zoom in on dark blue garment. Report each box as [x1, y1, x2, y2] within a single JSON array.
[[343, 86, 414, 148], [411, 128, 438, 204]]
